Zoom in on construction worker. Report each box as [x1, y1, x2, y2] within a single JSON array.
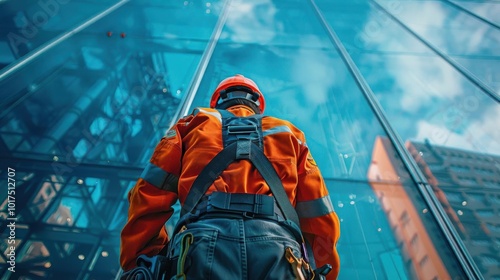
[[120, 74, 340, 279]]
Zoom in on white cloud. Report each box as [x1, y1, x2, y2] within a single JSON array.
[[223, 0, 278, 44], [414, 105, 500, 155], [291, 36, 339, 106], [395, 57, 463, 112], [465, 105, 500, 155], [362, 2, 464, 112]]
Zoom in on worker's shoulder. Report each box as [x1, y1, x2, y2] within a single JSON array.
[[262, 115, 289, 125], [262, 115, 304, 135], [191, 107, 219, 116], [173, 107, 219, 130], [190, 107, 250, 118], [262, 115, 295, 126], [182, 107, 222, 122]]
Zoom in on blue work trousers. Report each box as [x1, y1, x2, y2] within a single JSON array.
[[166, 217, 302, 280]]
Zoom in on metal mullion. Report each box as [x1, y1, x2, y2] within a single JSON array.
[[308, 0, 483, 279], [0, 0, 131, 82], [113, 1, 233, 278], [169, 0, 234, 127], [371, 0, 499, 103], [442, 0, 500, 30]]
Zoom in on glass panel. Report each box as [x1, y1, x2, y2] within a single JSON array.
[[187, 0, 468, 278], [374, 1, 500, 55], [0, 238, 23, 265], [375, 0, 500, 96], [1, 0, 225, 276], [192, 1, 388, 180], [16, 241, 53, 278], [449, 1, 500, 26], [28, 175, 64, 221], [2, 0, 494, 278], [330, 136, 470, 279], [0, 171, 33, 220], [354, 53, 497, 156], [15, 240, 94, 279], [0, 0, 120, 69], [88, 246, 120, 278], [315, 1, 431, 54], [0, 162, 140, 278], [0, 0, 222, 167], [316, 1, 500, 278]]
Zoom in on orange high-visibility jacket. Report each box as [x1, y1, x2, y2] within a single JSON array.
[[120, 105, 341, 279]]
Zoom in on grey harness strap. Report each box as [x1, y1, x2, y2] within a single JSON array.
[[180, 109, 300, 228]]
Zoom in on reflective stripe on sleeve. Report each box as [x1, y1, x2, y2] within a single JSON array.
[[140, 163, 178, 193], [194, 108, 222, 123], [263, 125, 292, 137], [263, 125, 303, 145], [295, 195, 335, 218]]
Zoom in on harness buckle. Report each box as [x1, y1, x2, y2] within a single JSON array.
[[243, 212, 255, 219], [227, 125, 258, 135]]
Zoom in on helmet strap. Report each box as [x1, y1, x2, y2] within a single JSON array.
[[220, 86, 259, 101], [216, 86, 261, 113], [215, 98, 261, 114]]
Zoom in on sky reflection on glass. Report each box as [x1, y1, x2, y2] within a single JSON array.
[[321, 0, 499, 156], [191, 0, 391, 180], [1, 0, 497, 279], [450, 1, 500, 26]]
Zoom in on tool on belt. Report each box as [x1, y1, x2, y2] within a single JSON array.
[[286, 247, 333, 280]]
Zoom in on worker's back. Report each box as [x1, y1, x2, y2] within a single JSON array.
[[176, 105, 307, 206], [120, 75, 340, 280]]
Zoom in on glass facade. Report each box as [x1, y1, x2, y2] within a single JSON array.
[[0, 0, 498, 279]]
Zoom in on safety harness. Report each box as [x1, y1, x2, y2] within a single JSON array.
[[122, 109, 331, 280], [177, 109, 328, 279], [181, 109, 301, 229]]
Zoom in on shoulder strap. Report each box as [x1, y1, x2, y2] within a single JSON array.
[[218, 109, 234, 119], [247, 142, 300, 226], [180, 110, 300, 227], [180, 142, 238, 216]]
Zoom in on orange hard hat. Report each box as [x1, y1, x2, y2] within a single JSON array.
[[210, 74, 265, 113]]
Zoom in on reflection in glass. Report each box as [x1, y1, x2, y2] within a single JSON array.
[[366, 136, 466, 279], [315, 2, 499, 277], [0, 0, 222, 277], [449, 1, 500, 25], [192, 2, 391, 180], [408, 141, 500, 278], [1, 0, 497, 278], [29, 175, 63, 220], [0, 0, 121, 70]]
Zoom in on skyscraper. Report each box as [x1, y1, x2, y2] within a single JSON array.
[[1, 0, 498, 279]]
